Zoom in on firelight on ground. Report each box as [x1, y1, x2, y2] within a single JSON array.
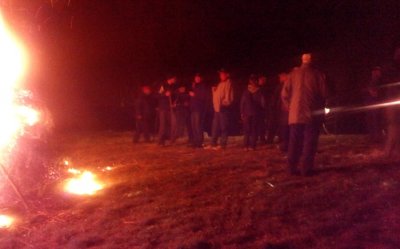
[[0, 214, 14, 229], [64, 171, 103, 196]]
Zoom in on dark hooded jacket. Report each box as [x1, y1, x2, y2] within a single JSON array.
[[240, 84, 266, 118], [190, 82, 209, 113]]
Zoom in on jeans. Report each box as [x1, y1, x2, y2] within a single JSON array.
[[243, 115, 259, 149], [176, 108, 193, 142], [133, 118, 151, 142], [211, 111, 229, 147], [158, 110, 177, 145], [191, 111, 205, 147], [288, 122, 320, 174]]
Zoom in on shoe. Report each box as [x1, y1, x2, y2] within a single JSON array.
[[302, 170, 316, 177], [204, 145, 213, 150], [212, 145, 222, 151], [289, 169, 300, 176]]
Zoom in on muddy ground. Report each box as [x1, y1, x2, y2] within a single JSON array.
[[0, 133, 399, 249]]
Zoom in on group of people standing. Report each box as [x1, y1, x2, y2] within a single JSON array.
[[134, 53, 328, 176]]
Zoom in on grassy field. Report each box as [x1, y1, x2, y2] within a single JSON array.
[[0, 133, 399, 249]]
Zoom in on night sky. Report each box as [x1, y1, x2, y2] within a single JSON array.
[[5, 0, 400, 129]]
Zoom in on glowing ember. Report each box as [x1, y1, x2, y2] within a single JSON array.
[[0, 215, 14, 229], [64, 160, 70, 166], [102, 166, 113, 172], [64, 171, 103, 196], [67, 168, 81, 175]]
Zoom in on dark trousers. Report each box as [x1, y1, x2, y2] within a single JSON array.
[[211, 111, 229, 147], [133, 118, 151, 142], [243, 115, 259, 149], [279, 111, 289, 152], [176, 108, 193, 142], [279, 124, 290, 152], [158, 110, 177, 145], [366, 110, 382, 142], [288, 122, 320, 174], [267, 117, 279, 143], [258, 117, 267, 142], [191, 111, 205, 147]]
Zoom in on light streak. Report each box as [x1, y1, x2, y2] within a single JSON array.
[[315, 99, 400, 116]]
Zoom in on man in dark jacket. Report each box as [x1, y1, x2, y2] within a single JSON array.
[[277, 72, 290, 152], [158, 75, 178, 146], [282, 53, 328, 176], [381, 47, 400, 159], [175, 84, 193, 143], [189, 73, 209, 148], [241, 76, 266, 150], [257, 74, 268, 143], [134, 85, 156, 143]]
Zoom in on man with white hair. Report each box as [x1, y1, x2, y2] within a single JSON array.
[[281, 53, 328, 176]]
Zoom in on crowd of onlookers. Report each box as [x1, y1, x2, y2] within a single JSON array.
[[133, 48, 400, 176], [134, 53, 328, 176], [133, 68, 291, 151]]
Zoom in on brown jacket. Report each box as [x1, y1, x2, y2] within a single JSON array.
[[281, 64, 328, 124]]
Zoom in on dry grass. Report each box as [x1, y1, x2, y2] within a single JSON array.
[[0, 132, 399, 249]]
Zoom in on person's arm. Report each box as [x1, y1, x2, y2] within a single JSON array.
[[281, 76, 292, 111], [240, 92, 245, 119], [260, 92, 266, 110], [135, 96, 143, 119], [319, 73, 328, 105]]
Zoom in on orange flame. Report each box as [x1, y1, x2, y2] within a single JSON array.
[[64, 171, 103, 196], [0, 214, 14, 229], [0, 12, 39, 156]]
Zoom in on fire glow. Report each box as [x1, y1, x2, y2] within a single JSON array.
[[0, 214, 14, 229], [0, 12, 39, 157], [65, 170, 103, 196]]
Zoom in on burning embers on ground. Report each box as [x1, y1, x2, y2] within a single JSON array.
[[63, 160, 104, 196]]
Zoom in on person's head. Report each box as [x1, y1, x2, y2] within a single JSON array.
[[178, 85, 186, 93], [141, 85, 152, 95], [301, 53, 312, 65], [247, 80, 259, 93], [249, 74, 258, 86], [218, 69, 230, 82], [394, 47, 400, 64], [278, 72, 288, 84], [258, 75, 267, 86], [167, 75, 177, 85], [371, 66, 382, 80], [194, 73, 203, 84]]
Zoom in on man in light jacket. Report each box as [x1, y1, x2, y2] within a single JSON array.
[[281, 53, 328, 176], [208, 69, 234, 150]]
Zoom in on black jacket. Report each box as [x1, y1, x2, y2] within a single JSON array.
[[190, 82, 209, 113], [135, 93, 156, 119], [158, 83, 178, 111], [240, 88, 266, 118]]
